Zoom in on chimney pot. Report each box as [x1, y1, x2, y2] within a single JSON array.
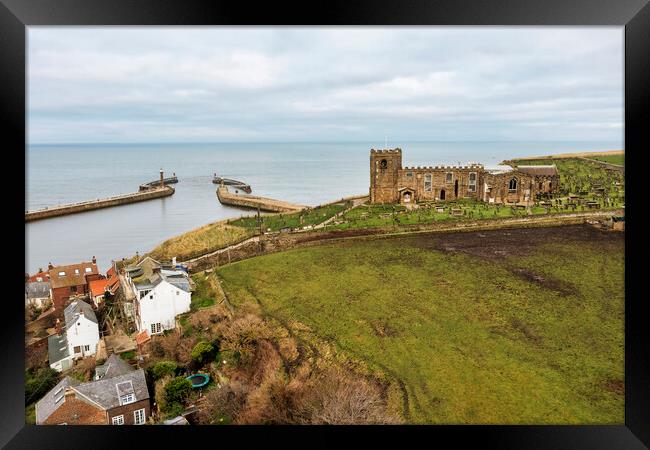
[[92, 256, 96, 264], [48, 262, 53, 270]]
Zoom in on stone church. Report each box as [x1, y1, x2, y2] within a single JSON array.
[[369, 148, 559, 205]]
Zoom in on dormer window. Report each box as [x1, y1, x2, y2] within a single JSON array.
[[121, 393, 135, 405]]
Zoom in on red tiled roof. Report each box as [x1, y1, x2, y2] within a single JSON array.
[[28, 271, 50, 283], [106, 267, 116, 279], [88, 276, 120, 297]]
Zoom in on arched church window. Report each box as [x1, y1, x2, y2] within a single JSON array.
[[509, 178, 518, 191], [380, 159, 388, 169]]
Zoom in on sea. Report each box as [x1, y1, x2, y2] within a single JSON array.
[[25, 141, 622, 274]]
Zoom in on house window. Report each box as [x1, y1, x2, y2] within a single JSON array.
[[177, 291, 180, 295], [134, 408, 146, 425], [446, 172, 453, 183], [58, 271, 66, 277], [85, 267, 92, 273], [70, 286, 77, 293], [73, 346, 81, 354], [151, 323, 162, 334], [469, 172, 477, 192], [149, 295, 153, 299], [84, 345, 90, 352], [424, 174, 432, 192], [121, 393, 135, 405], [112, 415, 124, 425], [74, 269, 80, 275], [509, 178, 518, 191]]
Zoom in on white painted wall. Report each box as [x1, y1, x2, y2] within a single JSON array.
[[66, 313, 100, 358], [135, 280, 191, 334]]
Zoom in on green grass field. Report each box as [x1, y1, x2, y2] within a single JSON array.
[[230, 202, 348, 232], [590, 154, 625, 166], [217, 225, 624, 424]]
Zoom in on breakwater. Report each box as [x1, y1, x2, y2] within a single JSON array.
[[216, 185, 306, 213], [139, 176, 178, 191], [25, 186, 175, 222], [212, 175, 252, 193]]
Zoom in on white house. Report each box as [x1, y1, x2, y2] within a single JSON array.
[[124, 257, 191, 336], [48, 300, 100, 372]]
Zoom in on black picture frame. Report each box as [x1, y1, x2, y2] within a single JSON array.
[[2, 0, 648, 448]]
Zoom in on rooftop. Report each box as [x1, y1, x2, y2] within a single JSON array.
[[127, 256, 190, 292], [88, 276, 120, 298], [48, 333, 70, 365], [95, 354, 135, 380], [64, 300, 98, 330], [74, 369, 149, 410], [516, 165, 559, 176], [35, 376, 80, 424], [49, 261, 99, 289]]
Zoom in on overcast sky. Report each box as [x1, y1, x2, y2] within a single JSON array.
[[28, 27, 623, 144]]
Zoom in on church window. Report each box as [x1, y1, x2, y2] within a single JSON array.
[[424, 174, 432, 192], [446, 172, 453, 183], [379, 159, 388, 169], [509, 178, 518, 191], [469, 172, 477, 192]]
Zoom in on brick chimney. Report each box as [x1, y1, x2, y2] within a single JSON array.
[[55, 317, 62, 334], [48, 262, 53, 270], [92, 256, 97, 264]]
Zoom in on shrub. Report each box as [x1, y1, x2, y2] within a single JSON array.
[[191, 341, 214, 364], [164, 376, 193, 405], [25, 368, 59, 405], [151, 361, 178, 380]]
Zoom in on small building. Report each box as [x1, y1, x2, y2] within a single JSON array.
[[25, 281, 52, 309], [124, 256, 192, 336], [88, 274, 120, 308], [36, 363, 151, 425], [48, 300, 100, 372], [48, 258, 101, 314]]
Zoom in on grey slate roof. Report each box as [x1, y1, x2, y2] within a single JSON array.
[[25, 281, 51, 299], [48, 333, 70, 365], [35, 376, 80, 424], [130, 256, 191, 293], [64, 299, 98, 329], [95, 354, 135, 380], [516, 165, 559, 176], [74, 369, 150, 410]]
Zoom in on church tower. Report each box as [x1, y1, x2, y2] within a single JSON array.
[[369, 148, 402, 204]]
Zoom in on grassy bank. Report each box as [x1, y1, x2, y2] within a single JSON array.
[[229, 202, 348, 232], [217, 225, 624, 424], [589, 154, 625, 166], [148, 221, 254, 262]]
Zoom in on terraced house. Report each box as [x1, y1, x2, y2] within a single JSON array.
[[36, 355, 151, 425], [124, 256, 192, 336], [369, 148, 559, 205]]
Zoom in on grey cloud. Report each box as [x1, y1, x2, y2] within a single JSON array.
[[28, 27, 623, 144]]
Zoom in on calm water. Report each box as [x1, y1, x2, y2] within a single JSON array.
[[25, 141, 621, 273]]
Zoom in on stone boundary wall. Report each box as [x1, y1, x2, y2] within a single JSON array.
[[187, 209, 622, 272], [579, 157, 624, 172], [26, 186, 175, 222]]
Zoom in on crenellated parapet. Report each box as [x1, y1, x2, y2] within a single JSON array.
[[402, 164, 484, 171], [370, 148, 402, 154]]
